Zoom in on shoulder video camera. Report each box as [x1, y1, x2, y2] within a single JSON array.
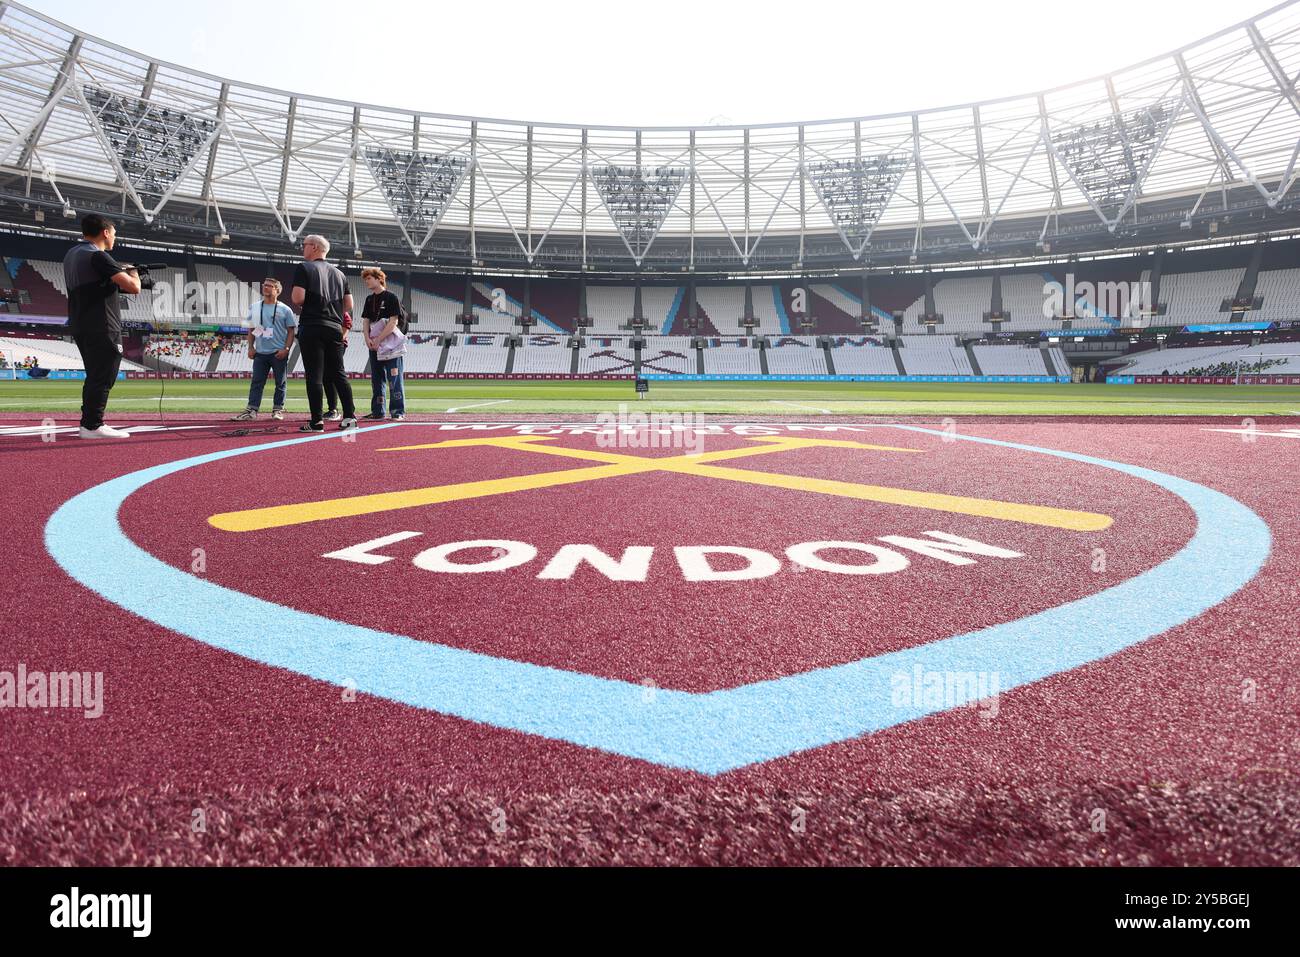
[[128, 263, 171, 291]]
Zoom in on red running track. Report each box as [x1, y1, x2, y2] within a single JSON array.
[[0, 413, 1297, 864]]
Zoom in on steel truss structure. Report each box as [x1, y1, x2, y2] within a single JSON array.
[[1, 1, 1299, 273]]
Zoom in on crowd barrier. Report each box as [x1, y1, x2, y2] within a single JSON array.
[[1107, 374, 1300, 385], [123, 371, 637, 380], [2, 369, 124, 380], [118, 371, 1072, 383], [642, 373, 1071, 383]]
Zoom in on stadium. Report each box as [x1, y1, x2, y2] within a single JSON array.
[[0, 0, 1297, 900]]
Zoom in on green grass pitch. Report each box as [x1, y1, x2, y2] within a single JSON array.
[[2, 377, 1299, 416]]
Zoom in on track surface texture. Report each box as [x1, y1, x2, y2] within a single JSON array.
[[1, 411, 1297, 865]]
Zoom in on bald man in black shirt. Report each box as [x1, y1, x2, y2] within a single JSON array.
[[291, 233, 356, 432], [64, 214, 141, 439]]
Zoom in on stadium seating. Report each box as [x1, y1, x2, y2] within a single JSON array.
[[1001, 273, 1058, 332], [10, 261, 67, 316], [1118, 341, 1300, 375], [512, 335, 573, 374], [1254, 268, 1300, 324], [343, 330, 372, 373], [827, 336, 899, 375], [403, 336, 445, 373], [702, 338, 762, 374], [810, 283, 864, 322], [576, 337, 638, 374], [970, 344, 1051, 376], [1, 335, 146, 371], [1118, 343, 1259, 375], [579, 286, 676, 334], [695, 286, 784, 335], [4, 249, 1290, 340], [29, 258, 195, 326], [1065, 270, 1144, 325], [764, 336, 828, 375], [213, 343, 255, 373], [896, 335, 974, 375], [638, 336, 695, 374], [469, 282, 569, 334], [144, 336, 217, 371], [193, 263, 257, 322], [1160, 268, 1243, 325], [1238, 342, 1300, 372], [904, 277, 990, 334], [444, 334, 510, 374], [641, 287, 684, 335], [407, 287, 464, 331]]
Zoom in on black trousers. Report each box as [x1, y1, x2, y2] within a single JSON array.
[[322, 338, 348, 411], [72, 330, 123, 430], [298, 324, 353, 423]]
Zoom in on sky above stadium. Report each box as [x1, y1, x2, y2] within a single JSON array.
[[33, 0, 1257, 126]]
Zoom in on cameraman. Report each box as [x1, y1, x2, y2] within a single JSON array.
[[63, 214, 141, 439]]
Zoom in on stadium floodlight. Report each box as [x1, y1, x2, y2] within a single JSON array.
[[82, 86, 219, 221], [591, 165, 687, 266], [363, 147, 470, 255], [808, 154, 909, 258], [1049, 98, 1182, 232]]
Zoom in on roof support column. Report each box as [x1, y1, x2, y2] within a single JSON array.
[[17, 34, 82, 171], [276, 96, 297, 227]]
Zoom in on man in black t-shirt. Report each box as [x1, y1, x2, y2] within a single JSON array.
[[64, 214, 142, 439], [290, 234, 356, 432]]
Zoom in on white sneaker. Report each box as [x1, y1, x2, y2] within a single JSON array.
[[78, 425, 130, 439]]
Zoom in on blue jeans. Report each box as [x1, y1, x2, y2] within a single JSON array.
[[370, 352, 405, 416], [247, 352, 288, 410]]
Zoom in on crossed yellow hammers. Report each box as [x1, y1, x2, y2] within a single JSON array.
[[208, 435, 1112, 534]]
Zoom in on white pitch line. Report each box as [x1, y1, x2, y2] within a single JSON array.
[[771, 400, 832, 415], [444, 399, 513, 414], [0, 400, 86, 405]]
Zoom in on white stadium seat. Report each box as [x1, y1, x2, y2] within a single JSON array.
[[764, 336, 828, 375]]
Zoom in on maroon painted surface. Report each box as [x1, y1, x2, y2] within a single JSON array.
[[1, 412, 1297, 864]]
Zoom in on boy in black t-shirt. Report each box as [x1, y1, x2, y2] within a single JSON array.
[[63, 214, 142, 439], [359, 266, 406, 420]]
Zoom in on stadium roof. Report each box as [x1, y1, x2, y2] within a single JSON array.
[[1, 0, 1299, 273]]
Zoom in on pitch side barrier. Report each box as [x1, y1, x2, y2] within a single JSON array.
[[121, 372, 637, 381], [3, 369, 125, 380], [643, 373, 1072, 383], [1107, 374, 1300, 385], [119, 371, 1074, 383]]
